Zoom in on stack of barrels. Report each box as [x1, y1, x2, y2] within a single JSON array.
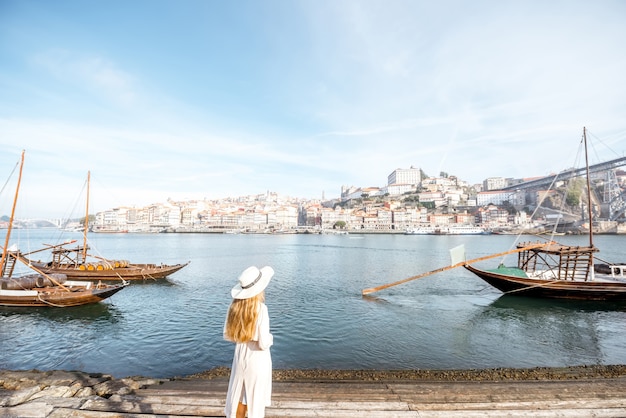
[[77, 260, 130, 271]]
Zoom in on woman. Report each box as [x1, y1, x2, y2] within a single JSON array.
[[223, 266, 274, 418]]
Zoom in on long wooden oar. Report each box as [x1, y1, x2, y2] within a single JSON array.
[[361, 242, 549, 295]]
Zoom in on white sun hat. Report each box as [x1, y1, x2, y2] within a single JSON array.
[[231, 266, 274, 299]]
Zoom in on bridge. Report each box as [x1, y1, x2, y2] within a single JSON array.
[[499, 156, 626, 222]]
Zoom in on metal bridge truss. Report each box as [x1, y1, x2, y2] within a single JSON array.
[[604, 169, 626, 221], [500, 156, 626, 222]]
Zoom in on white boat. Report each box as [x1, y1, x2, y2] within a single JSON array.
[[405, 225, 487, 235], [439, 225, 488, 235], [405, 226, 437, 235]]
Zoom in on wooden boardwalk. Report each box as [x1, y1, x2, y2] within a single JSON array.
[[43, 376, 626, 417]]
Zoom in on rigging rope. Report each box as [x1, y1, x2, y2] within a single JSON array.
[[0, 159, 19, 197]]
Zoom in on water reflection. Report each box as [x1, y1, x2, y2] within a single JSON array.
[[0, 302, 122, 323], [360, 294, 393, 305], [490, 294, 626, 313], [454, 294, 616, 367], [124, 277, 179, 287]]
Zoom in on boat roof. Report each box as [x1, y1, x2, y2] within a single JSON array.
[[517, 241, 599, 255]]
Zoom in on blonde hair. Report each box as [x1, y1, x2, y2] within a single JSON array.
[[224, 292, 265, 343]]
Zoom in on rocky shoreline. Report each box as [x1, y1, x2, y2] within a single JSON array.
[[189, 364, 626, 382]]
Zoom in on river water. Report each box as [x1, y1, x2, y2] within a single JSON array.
[[1, 230, 625, 378]]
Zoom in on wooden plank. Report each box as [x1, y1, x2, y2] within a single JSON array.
[[48, 410, 164, 418], [104, 394, 225, 406], [265, 410, 419, 418], [266, 408, 626, 418], [135, 388, 227, 398], [388, 380, 626, 400], [410, 398, 626, 411], [48, 406, 626, 418], [80, 399, 225, 416], [406, 409, 626, 418], [270, 400, 410, 411], [136, 391, 399, 404]]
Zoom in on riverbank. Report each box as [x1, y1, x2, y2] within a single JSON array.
[[3, 366, 626, 417], [190, 364, 626, 381]]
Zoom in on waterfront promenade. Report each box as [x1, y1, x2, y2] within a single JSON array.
[[2, 367, 626, 417]]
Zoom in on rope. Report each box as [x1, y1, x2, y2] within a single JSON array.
[[37, 292, 68, 308], [503, 278, 568, 295], [0, 159, 19, 196], [141, 269, 158, 281], [114, 273, 130, 286]]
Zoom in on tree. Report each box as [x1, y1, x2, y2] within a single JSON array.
[[566, 189, 582, 207], [565, 178, 585, 207], [333, 221, 346, 230], [80, 215, 96, 226]]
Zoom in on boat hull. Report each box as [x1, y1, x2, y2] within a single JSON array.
[[464, 264, 626, 301], [0, 282, 127, 307], [31, 262, 190, 281]]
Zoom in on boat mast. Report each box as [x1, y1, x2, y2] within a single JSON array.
[[82, 171, 90, 262], [583, 127, 593, 249], [1, 150, 25, 275]]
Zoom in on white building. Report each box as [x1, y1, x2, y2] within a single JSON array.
[[388, 167, 421, 186], [476, 190, 524, 206], [382, 183, 415, 196], [483, 177, 508, 191]]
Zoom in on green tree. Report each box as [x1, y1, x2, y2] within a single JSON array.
[[566, 189, 582, 207], [333, 221, 346, 229], [80, 215, 96, 226], [565, 178, 585, 207]]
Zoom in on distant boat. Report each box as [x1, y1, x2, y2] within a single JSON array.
[[92, 227, 128, 233], [438, 225, 489, 235], [405, 225, 487, 235], [405, 226, 437, 235], [18, 171, 189, 282], [463, 128, 626, 301], [0, 152, 127, 307]]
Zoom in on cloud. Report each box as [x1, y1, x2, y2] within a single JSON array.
[[33, 49, 137, 107], [2, 1, 625, 218]]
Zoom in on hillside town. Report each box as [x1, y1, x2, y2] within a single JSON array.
[[72, 166, 623, 235], [4, 166, 624, 235]]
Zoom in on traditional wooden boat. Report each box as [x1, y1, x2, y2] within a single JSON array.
[[464, 242, 626, 300], [21, 244, 190, 281], [463, 128, 626, 301], [0, 272, 128, 307], [0, 152, 128, 307], [17, 171, 189, 282]]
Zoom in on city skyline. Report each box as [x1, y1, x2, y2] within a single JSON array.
[[1, 1, 626, 219]]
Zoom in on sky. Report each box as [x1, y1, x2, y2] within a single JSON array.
[[1, 0, 626, 219]]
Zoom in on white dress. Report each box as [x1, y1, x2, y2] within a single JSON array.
[[224, 303, 273, 418]]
